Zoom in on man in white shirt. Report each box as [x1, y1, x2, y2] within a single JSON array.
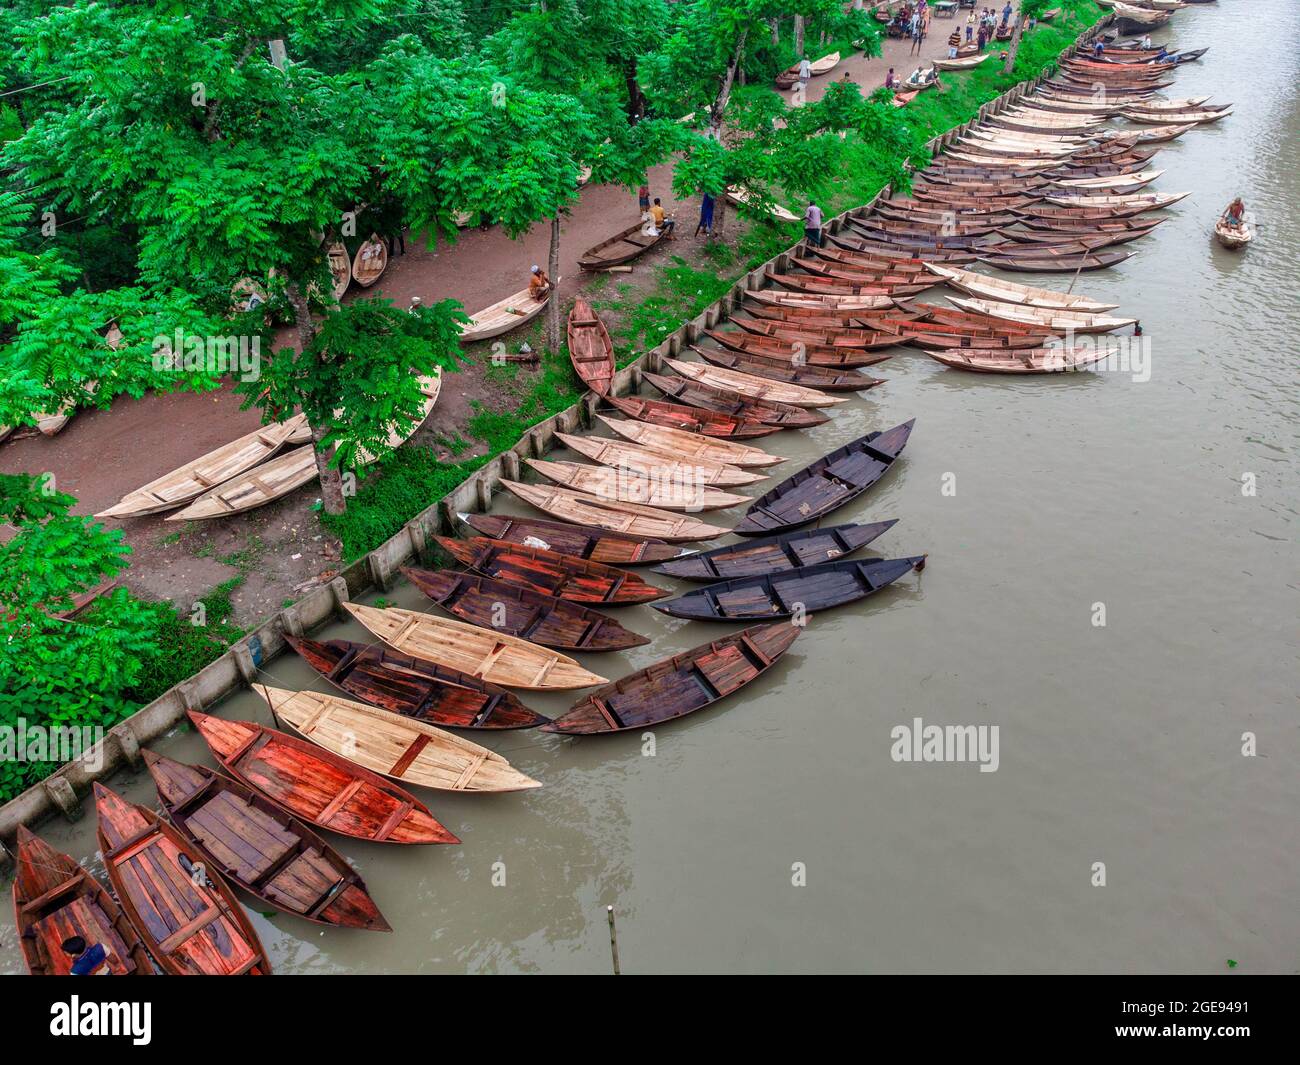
[[798, 56, 811, 89], [804, 201, 824, 248]]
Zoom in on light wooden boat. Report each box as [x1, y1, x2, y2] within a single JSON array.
[[231, 277, 269, 314], [992, 114, 1104, 133], [944, 151, 1060, 168], [253, 685, 541, 792], [925, 345, 1112, 373], [810, 52, 840, 76], [1097, 123, 1196, 143], [1044, 190, 1189, 210], [1118, 95, 1213, 112], [554, 431, 765, 487], [667, 358, 844, 409], [501, 479, 730, 541], [1214, 219, 1252, 250], [743, 288, 896, 311], [596, 414, 783, 468], [1053, 168, 1163, 190], [964, 130, 1087, 149], [344, 603, 607, 689], [166, 445, 318, 520], [350, 371, 440, 466], [35, 381, 99, 437], [726, 186, 799, 223], [524, 458, 748, 510], [328, 241, 351, 300], [460, 287, 549, 342], [97, 413, 310, 518], [922, 264, 1120, 312], [351, 234, 389, 287], [933, 53, 990, 71], [0, 425, 12, 444], [945, 296, 1136, 333], [1122, 108, 1230, 124]]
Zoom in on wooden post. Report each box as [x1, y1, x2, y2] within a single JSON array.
[[607, 905, 621, 975]]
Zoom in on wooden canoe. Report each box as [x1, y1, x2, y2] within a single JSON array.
[[525, 457, 746, 510], [734, 420, 914, 536], [703, 327, 897, 369], [945, 296, 1135, 332], [690, 347, 881, 393], [254, 685, 542, 791], [1051, 169, 1164, 192], [343, 603, 607, 689], [923, 263, 1120, 311], [642, 371, 827, 430], [350, 370, 441, 466], [810, 51, 840, 76], [766, 269, 935, 297], [435, 534, 670, 604], [568, 297, 615, 394], [653, 521, 898, 582], [142, 751, 390, 932], [655, 555, 926, 621], [93, 783, 270, 976], [460, 287, 549, 343], [597, 414, 783, 467], [671, 356, 851, 408], [12, 826, 153, 976], [351, 234, 389, 287], [726, 310, 901, 350], [328, 242, 351, 300], [578, 222, 667, 270], [96, 413, 309, 518], [1043, 190, 1189, 211], [604, 392, 778, 439], [933, 52, 990, 71], [501, 479, 730, 542], [925, 345, 1111, 373], [287, 634, 548, 728], [742, 288, 897, 312], [541, 622, 800, 735], [459, 512, 683, 564], [976, 250, 1134, 272], [165, 445, 318, 521], [401, 566, 648, 651], [555, 430, 766, 485], [1214, 219, 1252, 250], [726, 186, 800, 223], [1097, 122, 1196, 144]]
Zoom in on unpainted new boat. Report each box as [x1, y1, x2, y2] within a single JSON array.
[[460, 288, 549, 343], [642, 371, 828, 430], [524, 457, 749, 511], [671, 356, 851, 408], [597, 414, 784, 467], [578, 222, 668, 270], [604, 393, 778, 438], [922, 263, 1120, 311], [925, 345, 1112, 373], [351, 235, 389, 287], [501, 479, 730, 541], [568, 297, 615, 394], [945, 295, 1136, 333], [555, 430, 766, 486]]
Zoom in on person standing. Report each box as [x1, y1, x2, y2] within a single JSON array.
[[1001, 1, 1012, 26], [798, 55, 812, 91], [803, 201, 824, 248], [638, 183, 650, 215]]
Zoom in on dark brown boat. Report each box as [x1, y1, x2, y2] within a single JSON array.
[[1014, 203, 1164, 222], [578, 222, 667, 269], [603, 392, 777, 439], [734, 420, 914, 535], [1017, 215, 1164, 235], [459, 512, 683, 565], [567, 297, 614, 395], [12, 825, 154, 975], [801, 247, 935, 273], [787, 255, 944, 287], [826, 235, 985, 262], [977, 249, 1134, 272], [142, 751, 391, 932], [187, 711, 460, 845], [692, 346, 884, 392], [540, 622, 800, 735], [643, 370, 829, 429], [401, 566, 648, 651], [980, 235, 1126, 256], [433, 535, 670, 604], [653, 520, 898, 581], [94, 783, 271, 975], [286, 635, 548, 728], [654, 555, 926, 621], [726, 312, 902, 350], [855, 214, 1008, 236], [998, 226, 1153, 249], [901, 330, 1055, 350], [703, 327, 896, 368]]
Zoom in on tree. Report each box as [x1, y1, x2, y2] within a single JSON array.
[[1003, 1, 1054, 75]]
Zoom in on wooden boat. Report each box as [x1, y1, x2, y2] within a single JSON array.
[[166, 445, 318, 521], [524, 457, 748, 510], [1122, 107, 1229, 124], [597, 414, 784, 467], [541, 622, 800, 735], [742, 288, 896, 312], [187, 711, 458, 844], [642, 371, 827, 430], [1016, 216, 1164, 238], [810, 51, 841, 75], [977, 250, 1133, 272], [945, 296, 1135, 332], [142, 751, 390, 932], [690, 347, 880, 393], [32, 381, 99, 437], [872, 203, 1019, 226], [12, 826, 153, 976], [922, 263, 1120, 311], [94, 783, 270, 975], [349, 370, 441, 466], [286, 634, 549, 728], [828, 234, 981, 263], [1214, 219, 1253, 250], [327, 242, 351, 300], [351, 235, 389, 287], [655, 555, 925, 621], [726, 312, 900, 352], [578, 222, 666, 270], [96, 413, 309, 518], [343, 604, 607, 690], [401, 567, 648, 651], [459, 512, 682, 564], [764, 270, 933, 297], [605, 392, 778, 438], [501, 480, 730, 541], [1050, 169, 1164, 192], [734, 421, 914, 536], [1097, 122, 1196, 143], [568, 297, 615, 394], [1117, 96, 1216, 113], [925, 345, 1111, 373], [1015, 202, 1168, 222], [672, 356, 854, 408], [784, 256, 950, 289], [556, 430, 768, 485], [933, 53, 990, 71], [460, 288, 549, 342], [435, 534, 671, 603], [1041, 6, 1059, 18], [726, 186, 799, 222], [254, 685, 542, 791], [1043, 190, 1189, 210], [654, 521, 899, 582]]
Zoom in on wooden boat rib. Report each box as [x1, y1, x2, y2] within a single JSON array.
[[524, 457, 748, 511], [923, 263, 1120, 311], [254, 684, 542, 791], [96, 413, 308, 518], [597, 414, 784, 467], [459, 512, 683, 564], [541, 622, 800, 735], [604, 392, 778, 438], [690, 347, 879, 393], [287, 634, 549, 728], [187, 710, 458, 844], [945, 295, 1135, 332], [142, 751, 391, 932], [655, 555, 925, 621], [642, 371, 828, 430], [735, 421, 914, 536], [94, 783, 270, 976], [501, 479, 729, 542], [578, 222, 667, 270], [351, 235, 389, 287], [401, 566, 648, 652], [926, 345, 1111, 373], [671, 355, 852, 408], [654, 521, 899, 582], [12, 826, 153, 976], [344, 603, 607, 690], [555, 430, 767, 485], [434, 534, 671, 604], [460, 288, 549, 343], [165, 445, 318, 521], [568, 297, 615, 394]]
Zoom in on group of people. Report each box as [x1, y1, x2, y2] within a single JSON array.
[[959, 5, 1014, 52]]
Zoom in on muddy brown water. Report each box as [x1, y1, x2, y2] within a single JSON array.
[[3, 4, 1298, 973]]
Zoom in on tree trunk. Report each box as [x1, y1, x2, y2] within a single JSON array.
[[286, 281, 348, 516], [793, 16, 805, 57], [712, 194, 728, 241], [708, 30, 748, 139], [769, 18, 780, 47], [546, 214, 562, 353], [1003, 8, 1025, 75], [624, 57, 645, 123]]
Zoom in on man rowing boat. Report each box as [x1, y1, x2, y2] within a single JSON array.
[[1221, 198, 1246, 230]]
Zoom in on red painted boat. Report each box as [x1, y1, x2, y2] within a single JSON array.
[[459, 512, 682, 565]]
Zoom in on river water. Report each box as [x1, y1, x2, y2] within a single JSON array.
[[3, 2, 1297, 974]]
